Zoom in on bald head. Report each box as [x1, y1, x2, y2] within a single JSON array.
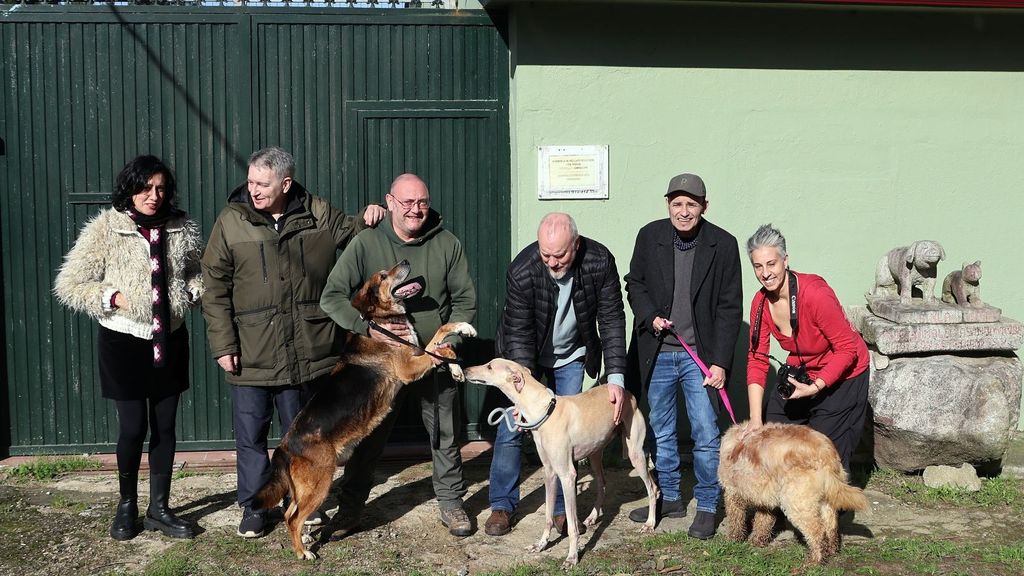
[[387, 173, 431, 241], [537, 213, 580, 280], [390, 173, 428, 195]]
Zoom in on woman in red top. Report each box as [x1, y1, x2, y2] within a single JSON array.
[[745, 224, 869, 471]]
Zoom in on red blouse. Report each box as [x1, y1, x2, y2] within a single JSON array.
[[747, 271, 868, 388]]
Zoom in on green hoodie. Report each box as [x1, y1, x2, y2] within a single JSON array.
[[320, 210, 476, 344]]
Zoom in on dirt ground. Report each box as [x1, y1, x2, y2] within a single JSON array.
[[1, 454, 1022, 576]]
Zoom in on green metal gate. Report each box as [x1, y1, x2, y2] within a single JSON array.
[[0, 4, 510, 455]]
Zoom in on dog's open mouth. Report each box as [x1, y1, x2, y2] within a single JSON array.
[[392, 279, 422, 300]]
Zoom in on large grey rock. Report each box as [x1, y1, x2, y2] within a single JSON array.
[[858, 314, 1024, 355], [870, 354, 1023, 472], [922, 464, 982, 492]]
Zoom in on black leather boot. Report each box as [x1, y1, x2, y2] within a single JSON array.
[[110, 471, 140, 541], [143, 473, 196, 539]]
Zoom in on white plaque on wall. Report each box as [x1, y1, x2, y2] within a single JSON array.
[[537, 145, 608, 200]]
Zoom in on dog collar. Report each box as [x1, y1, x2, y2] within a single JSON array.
[[487, 388, 557, 433]]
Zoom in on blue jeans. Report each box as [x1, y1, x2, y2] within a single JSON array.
[[647, 351, 721, 513], [488, 359, 585, 515]]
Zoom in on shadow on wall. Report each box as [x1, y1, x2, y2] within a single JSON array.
[[502, 3, 1024, 73]]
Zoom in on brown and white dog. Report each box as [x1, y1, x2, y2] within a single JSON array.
[[253, 261, 475, 560], [719, 421, 869, 565], [462, 358, 658, 569]]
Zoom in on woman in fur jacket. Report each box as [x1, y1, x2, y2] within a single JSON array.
[[54, 155, 204, 541]]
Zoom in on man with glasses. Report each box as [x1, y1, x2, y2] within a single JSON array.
[[320, 172, 478, 537]]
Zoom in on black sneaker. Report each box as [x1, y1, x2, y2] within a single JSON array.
[[629, 497, 686, 523], [237, 506, 266, 538], [280, 495, 328, 527], [687, 510, 716, 540], [304, 510, 328, 526]]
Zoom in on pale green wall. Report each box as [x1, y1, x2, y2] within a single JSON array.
[[500, 3, 1024, 423]]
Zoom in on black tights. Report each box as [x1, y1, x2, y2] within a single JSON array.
[[115, 394, 180, 477]]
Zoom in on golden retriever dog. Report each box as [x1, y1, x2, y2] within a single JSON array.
[[253, 260, 475, 560], [719, 422, 868, 564]]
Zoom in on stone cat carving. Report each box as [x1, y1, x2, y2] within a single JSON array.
[[941, 261, 982, 307]]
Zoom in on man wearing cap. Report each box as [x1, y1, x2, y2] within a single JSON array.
[[623, 173, 742, 539]]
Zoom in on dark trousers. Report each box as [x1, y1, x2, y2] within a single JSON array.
[[338, 373, 466, 512], [231, 384, 305, 508], [766, 369, 870, 473], [115, 393, 181, 477]]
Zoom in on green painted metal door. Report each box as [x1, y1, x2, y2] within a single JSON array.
[[0, 6, 509, 455]]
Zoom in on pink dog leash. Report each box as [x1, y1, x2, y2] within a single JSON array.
[[666, 329, 737, 425]]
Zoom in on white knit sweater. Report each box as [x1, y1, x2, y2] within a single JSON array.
[[53, 208, 204, 340]]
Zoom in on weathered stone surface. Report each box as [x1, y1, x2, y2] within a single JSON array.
[[858, 314, 1024, 355], [961, 304, 1003, 323], [922, 464, 982, 492], [870, 355, 1023, 471], [866, 295, 965, 324]]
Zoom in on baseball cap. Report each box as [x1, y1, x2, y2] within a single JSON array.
[[665, 173, 706, 198]]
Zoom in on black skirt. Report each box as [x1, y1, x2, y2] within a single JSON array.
[[97, 325, 190, 401]]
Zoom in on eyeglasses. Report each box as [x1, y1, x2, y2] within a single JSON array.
[[388, 194, 430, 210]]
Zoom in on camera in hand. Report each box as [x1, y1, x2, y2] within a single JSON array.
[[776, 363, 813, 399]]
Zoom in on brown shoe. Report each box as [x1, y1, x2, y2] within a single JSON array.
[[484, 509, 512, 536], [439, 505, 473, 537], [552, 514, 586, 536]]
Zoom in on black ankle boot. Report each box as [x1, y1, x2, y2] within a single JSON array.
[[143, 473, 196, 539], [110, 471, 140, 541]]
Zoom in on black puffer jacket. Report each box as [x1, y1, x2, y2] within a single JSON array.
[[495, 237, 627, 380]]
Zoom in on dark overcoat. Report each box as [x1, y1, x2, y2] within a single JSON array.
[[624, 218, 743, 414]]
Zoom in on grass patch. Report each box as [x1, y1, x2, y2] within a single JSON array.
[[870, 468, 1023, 510], [142, 548, 199, 576], [4, 456, 102, 481], [172, 469, 200, 481], [50, 492, 88, 514]]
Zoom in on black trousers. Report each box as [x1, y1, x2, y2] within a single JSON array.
[[766, 369, 870, 473], [115, 393, 180, 477], [337, 372, 466, 512]]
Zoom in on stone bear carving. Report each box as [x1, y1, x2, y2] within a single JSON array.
[[941, 261, 983, 307], [873, 240, 946, 304]]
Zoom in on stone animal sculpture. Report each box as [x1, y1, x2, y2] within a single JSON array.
[[873, 240, 946, 304], [941, 261, 983, 307]]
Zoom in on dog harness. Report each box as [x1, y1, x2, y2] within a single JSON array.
[[487, 388, 557, 433]]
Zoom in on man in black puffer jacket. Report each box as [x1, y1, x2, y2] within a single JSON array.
[[484, 212, 627, 537]]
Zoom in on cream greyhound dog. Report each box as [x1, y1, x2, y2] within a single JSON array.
[[462, 358, 658, 569]]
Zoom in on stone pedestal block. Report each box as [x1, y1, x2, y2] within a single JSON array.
[[869, 355, 1023, 472], [858, 315, 1024, 355], [962, 304, 1004, 323], [867, 296, 964, 324]]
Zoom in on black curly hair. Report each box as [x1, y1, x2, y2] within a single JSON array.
[[111, 155, 177, 212]]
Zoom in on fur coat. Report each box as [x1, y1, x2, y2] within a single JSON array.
[[54, 207, 204, 340]]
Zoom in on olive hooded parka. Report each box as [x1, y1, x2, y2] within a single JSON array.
[[201, 182, 368, 386]]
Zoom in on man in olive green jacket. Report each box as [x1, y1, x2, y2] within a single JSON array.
[[201, 147, 385, 538], [320, 172, 477, 537]]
